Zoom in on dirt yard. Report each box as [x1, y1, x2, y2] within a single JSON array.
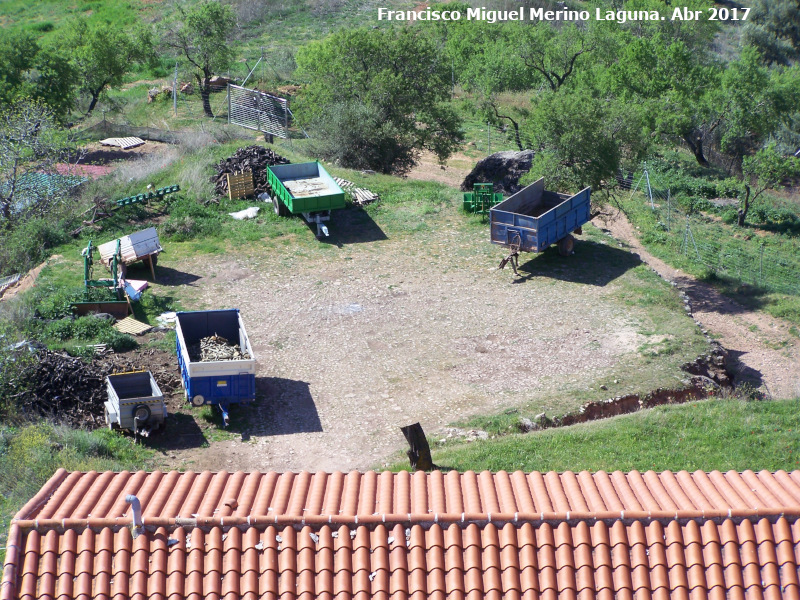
[[152, 214, 707, 472]]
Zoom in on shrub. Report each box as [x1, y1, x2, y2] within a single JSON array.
[[0, 217, 69, 277], [308, 101, 419, 175]]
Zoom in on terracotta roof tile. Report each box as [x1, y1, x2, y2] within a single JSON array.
[[4, 469, 800, 600]]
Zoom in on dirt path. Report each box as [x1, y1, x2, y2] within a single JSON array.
[[596, 211, 800, 399]]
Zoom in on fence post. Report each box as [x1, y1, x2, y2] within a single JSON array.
[[682, 216, 689, 256], [645, 168, 654, 209], [667, 189, 671, 232], [487, 121, 491, 155], [760, 243, 764, 286], [173, 62, 178, 117]]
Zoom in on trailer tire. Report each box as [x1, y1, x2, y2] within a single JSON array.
[[272, 195, 288, 217], [132, 404, 151, 423], [557, 234, 575, 257], [191, 394, 205, 407]]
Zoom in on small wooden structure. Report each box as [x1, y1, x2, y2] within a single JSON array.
[[98, 227, 162, 280]]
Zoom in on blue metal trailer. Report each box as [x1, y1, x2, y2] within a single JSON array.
[[175, 309, 256, 426], [490, 178, 591, 269]]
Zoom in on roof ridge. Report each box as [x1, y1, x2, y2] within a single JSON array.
[[14, 507, 800, 534]]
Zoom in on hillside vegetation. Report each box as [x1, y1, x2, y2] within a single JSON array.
[[0, 0, 797, 485]]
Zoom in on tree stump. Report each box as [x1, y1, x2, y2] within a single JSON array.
[[401, 422, 435, 471]]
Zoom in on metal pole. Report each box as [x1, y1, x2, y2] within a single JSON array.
[[173, 62, 178, 117], [760, 244, 764, 285], [487, 122, 490, 155], [227, 84, 232, 125], [645, 168, 654, 209], [667, 189, 671, 232]]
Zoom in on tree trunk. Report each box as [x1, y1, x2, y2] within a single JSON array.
[[737, 184, 751, 227], [683, 134, 710, 167], [201, 77, 214, 118], [86, 93, 100, 117], [492, 106, 524, 151]]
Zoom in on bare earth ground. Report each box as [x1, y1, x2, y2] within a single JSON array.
[[154, 218, 703, 472], [405, 150, 476, 188], [596, 210, 800, 399]]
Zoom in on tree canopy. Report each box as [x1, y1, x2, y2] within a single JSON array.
[[162, 0, 236, 118], [59, 18, 153, 116], [294, 26, 463, 174]]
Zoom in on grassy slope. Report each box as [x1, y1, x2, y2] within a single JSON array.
[[0, 0, 154, 38], [617, 156, 800, 326], [418, 397, 800, 473], [0, 422, 155, 559]]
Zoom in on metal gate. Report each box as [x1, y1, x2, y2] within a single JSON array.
[[227, 84, 289, 139]]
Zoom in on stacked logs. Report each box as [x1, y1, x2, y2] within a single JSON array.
[[6, 348, 182, 429], [210, 146, 289, 197]]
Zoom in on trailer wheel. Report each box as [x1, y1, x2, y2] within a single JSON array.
[[105, 407, 119, 430], [272, 195, 288, 217], [557, 234, 575, 257], [132, 404, 151, 423]]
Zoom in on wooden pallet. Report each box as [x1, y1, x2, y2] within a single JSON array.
[[113, 316, 153, 335], [227, 171, 255, 200], [333, 177, 379, 206], [99, 137, 145, 150]]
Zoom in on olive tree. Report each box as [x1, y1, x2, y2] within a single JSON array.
[[162, 1, 236, 118], [294, 27, 463, 174]]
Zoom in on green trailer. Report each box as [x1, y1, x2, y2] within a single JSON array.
[[266, 162, 346, 237]]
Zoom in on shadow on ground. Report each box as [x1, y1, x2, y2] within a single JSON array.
[[726, 349, 765, 391], [230, 377, 323, 438], [146, 265, 202, 287], [148, 412, 208, 451], [513, 239, 641, 286], [316, 206, 388, 246]]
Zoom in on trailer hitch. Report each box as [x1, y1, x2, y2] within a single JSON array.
[[498, 233, 522, 276], [302, 211, 331, 238]]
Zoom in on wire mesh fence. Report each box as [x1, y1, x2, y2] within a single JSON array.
[[628, 166, 800, 295], [461, 118, 534, 155]]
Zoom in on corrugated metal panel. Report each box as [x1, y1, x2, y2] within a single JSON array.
[[228, 84, 289, 139]]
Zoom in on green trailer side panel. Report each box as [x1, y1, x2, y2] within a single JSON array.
[[267, 162, 346, 214]]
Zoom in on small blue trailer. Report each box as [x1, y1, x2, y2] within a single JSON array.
[[175, 309, 256, 426], [490, 178, 591, 271]]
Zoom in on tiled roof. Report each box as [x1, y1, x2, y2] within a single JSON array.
[[3, 469, 800, 599]]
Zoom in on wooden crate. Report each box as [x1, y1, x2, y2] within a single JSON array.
[[227, 171, 255, 200]]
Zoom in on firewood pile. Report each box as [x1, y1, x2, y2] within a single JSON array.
[[210, 146, 289, 197], [7, 348, 182, 429], [189, 335, 250, 362]]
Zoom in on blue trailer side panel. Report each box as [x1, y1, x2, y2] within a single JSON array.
[[490, 179, 591, 253], [185, 373, 255, 403]]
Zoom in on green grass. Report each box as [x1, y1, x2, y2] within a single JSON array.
[[0, 0, 150, 37], [415, 397, 800, 473], [0, 421, 156, 560], [617, 150, 800, 325]]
